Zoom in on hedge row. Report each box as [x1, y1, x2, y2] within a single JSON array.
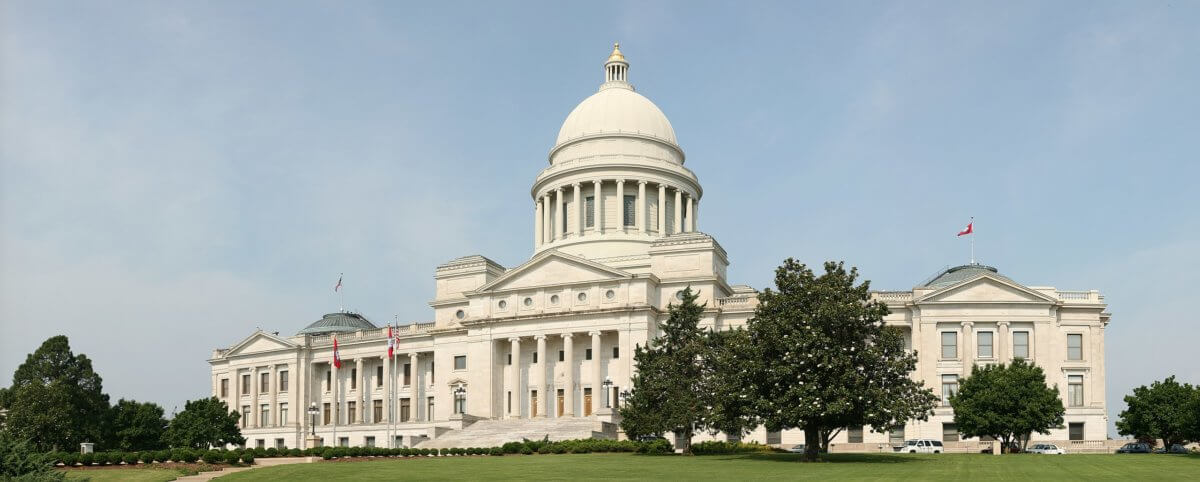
[[48, 448, 257, 467], [690, 441, 778, 455]]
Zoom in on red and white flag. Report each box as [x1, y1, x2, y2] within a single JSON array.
[[333, 335, 343, 369], [957, 219, 974, 236], [334, 273, 343, 292], [387, 325, 394, 358]]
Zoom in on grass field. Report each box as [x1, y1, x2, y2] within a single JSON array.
[[215, 453, 1200, 481], [61, 466, 193, 482]]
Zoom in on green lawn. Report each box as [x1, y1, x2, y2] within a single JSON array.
[[61, 466, 192, 482], [215, 453, 1200, 481]]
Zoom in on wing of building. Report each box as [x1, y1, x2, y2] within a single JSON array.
[[208, 44, 1110, 452]]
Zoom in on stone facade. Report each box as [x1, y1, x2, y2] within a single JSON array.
[[207, 45, 1109, 450]]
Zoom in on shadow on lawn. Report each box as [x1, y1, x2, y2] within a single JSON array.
[[735, 453, 919, 464]]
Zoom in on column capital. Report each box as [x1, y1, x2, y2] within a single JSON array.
[[588, 330, 601, 337], [960, 321, 975, 328], [592, 179, 602, 185], [555, 186, 564, 193], [637, 180, 648, 186], [572, 182, 582, 188], [534, 334, 546, 341], [561, 332, 574, 339], [997, 321, 1010, 327], [508, 337, 521, 343], [615, 179, 625, 185]]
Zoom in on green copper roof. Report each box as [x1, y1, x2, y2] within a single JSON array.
[[297, 312, 377, 335], [923, 264, 1015, 288]]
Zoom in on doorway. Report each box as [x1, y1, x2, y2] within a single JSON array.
[[556, 389, 565, 417], [584, 388, 592, 416], [531, 390, 538, 418]]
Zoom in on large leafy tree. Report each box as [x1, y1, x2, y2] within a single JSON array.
[[698, 328, 758, 439], [619, 287, 710, 453], [106, 399, 169, 451], [741, 259, 938, 461], [163, 397, 244, 449], [1116, 376, 1197, 449], [949, 359, 1065, 452], [4, 335, 110, 451]]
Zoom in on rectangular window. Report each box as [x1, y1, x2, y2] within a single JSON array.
[[260, 404, 269, 426], [279, 371, 288, 392], [220, 378, 228, 398], [978, 332, 993, 358], [558, 350, 565, 362], [532, 352, 538, 364], [766, 431, 782, 445], [256, 439, 265, 449], [377, 366, 384, 387], [1067, 334, 1083, 361], [942, 423, 959, 442], [1068, 375, 1084, 407], [338, 437, 348, 448], [260, 372, 269, 393], [941, 332, 958, 359], [323, 403, 330, 425], [374, 400, 383, 421], [561, 206, 568, 234], [347, 402, 356, 424], [431, 362, 434, 383], [325, 371, 331, 392], [848, 426, 864, 443], [365, 436, 376, 448], [507, 391, 512, 414], [403, 364, 411, 386], [351, 368, 357, 390], [585, 348, 593, 360], [242, 406, 250, 428], [242, 374, 251, 394], [426, 397, 435, 421], [612, 346, 620, 359], [623, 195, 636, 226], [400, 398, 411, 422], [941, 375, 959, 405], [1068, 423, 1084, 441], [1013, 331, 1030, 359], [279, 403, 288, 426], [275, 438, 285, 449], [454, 355, 466, 370], [585, 196, 595, 228]]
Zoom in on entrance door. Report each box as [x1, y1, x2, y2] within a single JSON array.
[[531, 390, 538, 418], [556, 389, 565, 417], [584, 388, 592, 416]]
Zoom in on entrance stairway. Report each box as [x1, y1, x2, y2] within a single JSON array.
[[417, 418, 615, 449]]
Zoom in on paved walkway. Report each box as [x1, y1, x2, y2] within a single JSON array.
[[174, 456, 313, 481]]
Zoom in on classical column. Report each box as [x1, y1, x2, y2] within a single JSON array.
[[251, 367, 259, 428], [554, 187, 564, 240], [535, 199, 544, 248], [381, 355, 390, 424], [615, 180, 625, 232], [997, 322, 1010, 363], [636, 181, 647, 233], [685, 194, 694, 232], [592, 180, 603, 234], [590, 331, 602, 416], [562, 333, 575, 417], [542, 193, 551, 244], [657, 184, 666, 235], [233, 367, 241, 419], [961, 322, 974, 367], [536, 335, 548, 417], [409, 353, 421, 422], [269, 364, 278, 427], [693, 200, 699, 231], [573, 183, 583, 237], [509, 338, 522, 418], [673, 188, 683, 235], [356, 358, 365, 423]]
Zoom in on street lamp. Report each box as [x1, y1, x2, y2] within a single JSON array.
[[307, 402, 319, 436], [602, 377, 613, 408], [453, 384, 467, 415], [619, 389, 631, 407]]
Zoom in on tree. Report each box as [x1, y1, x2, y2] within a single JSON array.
[[949, 359, 1065, 452], [0, 430, 64, 481], [106, 399, 169, 451], [619, 287, 710, 453], [163, 397, 244, 449], [1116, 376, 1197, 449], [4, 335, 110, 451], [740, 260, 938, 461], [698, 328, 759, 440]]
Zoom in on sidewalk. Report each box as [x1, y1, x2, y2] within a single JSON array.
[[174, 456, 313, 481]]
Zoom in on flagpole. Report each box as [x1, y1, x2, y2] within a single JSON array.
[[970, 218, 976, 264]]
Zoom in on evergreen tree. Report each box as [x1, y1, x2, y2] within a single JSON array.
[[163, 397, 244, 449], [1117, 376, 1197, 449], [4, 335, 110, 451], [949, 359, 1065, 452], [741, 260, 937, 461], [698, 328, 758, 440], [0, 430, 64, 481], [106, 399, 169, 451], [619, 287, 709, 453]]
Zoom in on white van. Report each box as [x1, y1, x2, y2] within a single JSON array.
[[900, 439, 944, 453]]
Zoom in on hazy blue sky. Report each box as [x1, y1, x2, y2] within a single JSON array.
[[2, 1, 1197, 437]]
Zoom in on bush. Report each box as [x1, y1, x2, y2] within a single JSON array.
[[61, 453, 79, 466], [265, 447, 279, 457], [321, 447, 335, 460], [501, 441, 523, 454], [124, 452, 141, 465], [289, 448, 303, 456], [242, 452, 255, 464], [79, 452, 94, 466], [181, 449, 199, 463], [489, 447, 504, 456], [638, 439, 673, 455], [96, 452, 114, 465], [691, 441, 774, 456], [348, 446, 361, 457], [155, 449, 170, 462], [519, 446, 533, 455], [223, 451, 240, 464], [254, 447, 268, 457], [202, 450, 222, 464]]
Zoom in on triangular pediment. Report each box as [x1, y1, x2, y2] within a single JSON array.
[[474, 250, 632, 293], [224, 330, 297, 357], [917, 275, 1057, 304]]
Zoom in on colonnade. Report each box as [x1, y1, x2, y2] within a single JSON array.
[[534, 179, 698, 247], [227, 364, 296, 429], [505, 330, 613, 419]]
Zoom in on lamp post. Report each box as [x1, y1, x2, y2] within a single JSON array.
[[602, 377, 613, 408], [453, 384, 467, 415], [619, 389, 630, 408], [307, 402, 319, 436]]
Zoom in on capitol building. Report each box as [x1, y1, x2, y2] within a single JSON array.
[[208, 45, 1110, 451]]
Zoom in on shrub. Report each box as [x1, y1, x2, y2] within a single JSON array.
[[289, 448, 303, 456], [154, 449, 169, 462], [181, 449, 199, 463], [519, 446, 533, 455], [242, 452, 255, 464], [223, 451, 240, 464], [79, 452, 94, 466], [489, 447, 504, 456], [321, 447, 335, 460], [254, 447, 268, 457], [348, 446, 361, 457], [202, 450, 222, 464], [265, 447, 279, 457], [124, 452, 141, 465], [97, 452, 115, 465], [691, 441, 774, 456], [638, 439, 673, 455], [61, 452, 78, 466], [501, 441, 523, 454]]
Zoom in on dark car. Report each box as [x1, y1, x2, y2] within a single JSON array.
[[1116, 442, 1151, 453], [1152, 444, 1189, 454]]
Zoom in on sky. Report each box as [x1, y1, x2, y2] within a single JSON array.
[[1, 1, 1197, 438]]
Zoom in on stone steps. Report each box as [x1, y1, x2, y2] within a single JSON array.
[[417, 418, 612, 449]]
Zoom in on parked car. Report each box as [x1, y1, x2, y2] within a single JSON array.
[[1027, 443, 1066, 454], [1152, 444, 1189, 454], [900, 439, 944, 454], [1116, 442, 1152, 453], [787, 444, 806, 453]]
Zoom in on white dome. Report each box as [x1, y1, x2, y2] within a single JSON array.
[[554, 87, 678, 148]]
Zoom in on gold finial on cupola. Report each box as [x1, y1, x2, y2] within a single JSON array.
[[607, 42, 626, 63]]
